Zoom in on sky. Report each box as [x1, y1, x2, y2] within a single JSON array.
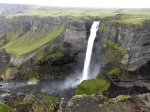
[[0, 0, 150, 8]]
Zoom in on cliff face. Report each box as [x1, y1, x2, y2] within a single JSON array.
[[96, 15, 150, 94], [0, 16, 92, 80], [100, 18, 150, 72]]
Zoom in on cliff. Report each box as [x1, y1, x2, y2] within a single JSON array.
[[0, 15, 94, 80], [94, 14, 150, 96]]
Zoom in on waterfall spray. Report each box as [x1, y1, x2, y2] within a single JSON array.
[[82, 21, 100, 81]]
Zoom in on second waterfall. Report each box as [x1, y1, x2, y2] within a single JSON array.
[[82, 21, 100, 81]]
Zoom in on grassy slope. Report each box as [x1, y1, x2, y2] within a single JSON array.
[[0, 103, 12, 112], [3, 24, 65, 56]]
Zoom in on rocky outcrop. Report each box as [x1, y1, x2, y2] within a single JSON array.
[[0, 92, 60, 112], [59, 93, 150, 112], [65, 20, 87, 41]]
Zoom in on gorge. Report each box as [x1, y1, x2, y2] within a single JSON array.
[[0, 4, 150, 112]]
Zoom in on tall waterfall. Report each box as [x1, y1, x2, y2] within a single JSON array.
[[82, 21, 100, 81]]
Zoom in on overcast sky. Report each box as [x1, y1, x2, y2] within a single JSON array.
[[0, 0, 150, 8]]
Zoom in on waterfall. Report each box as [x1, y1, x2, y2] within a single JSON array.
[[82, 21, 100, 81]]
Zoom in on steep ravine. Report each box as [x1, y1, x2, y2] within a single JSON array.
[[0, 14, 150, 112], [59, 15, 150, 112]]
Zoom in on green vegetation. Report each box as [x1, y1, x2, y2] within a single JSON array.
[[34, 50, 47, 62], [6, 7, 117, 19], [4, 7, 150, 24], [108, 68, 121, 76], [7, 24, 24, 42], [3, 24, 65, 56], [106, 41, 126, 62], [7, 32, 19, 41], [99, 23, 105, 31], [34, 93, 59, 105], [112, 14, 144, 25], [43, 96, 59, 105], [75, 79, 110, 95], [0, 40, 4, 47], [109, 95, 131, 103], [0, 103, 12, 112], [49, 51, 64, 61], [0, 34, 4, 38], [32, 100, 45, 112], [29, 71, 38, 79]]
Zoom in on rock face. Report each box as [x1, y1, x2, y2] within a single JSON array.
[[65, 20, 87, 41], [99, 16, 150, 72], [96, 15, 150, 92], [59, 93, 150, 112]]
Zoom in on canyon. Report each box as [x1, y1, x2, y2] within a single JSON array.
[[0, 4, 150, 112]]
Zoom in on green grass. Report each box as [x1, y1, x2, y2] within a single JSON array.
[[112, 14, 144, 25], [7, 24, 24, 42], [33, 50, 47, 61], [99, 23, 105, 31], [108, 68, 121, 76], [7, 32, 19, 42], [75, 79, 110, 95], [6, 7, 118, 19], [0, 40, 4, 47], [106, 41, 126, 62], [3, 24, 65, 56], [43, 96, 59, 105], [5, 7, 150, 21], [109, 95, 131, 103], [49, 51, 64, 61], [0, 103, 12, 112]]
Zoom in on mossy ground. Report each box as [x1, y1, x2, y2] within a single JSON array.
[[75, 79, 110, 95], [48, 51, 64, 61], [43, 96, 59, 105], [34, 93, 59, 105], [108, 95, 131, 103], [0, 103, 12, 112], [99, 23, 105, 31], [106, 41, 126, 63], [0, 40, 4, 47], [112, 14, 144, 25], [108, 68, 121, 76]]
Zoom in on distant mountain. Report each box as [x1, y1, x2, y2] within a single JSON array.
[[0, 4, 29, 15]]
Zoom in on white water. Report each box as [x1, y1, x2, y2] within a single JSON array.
[[82, 21, 100, 81]]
